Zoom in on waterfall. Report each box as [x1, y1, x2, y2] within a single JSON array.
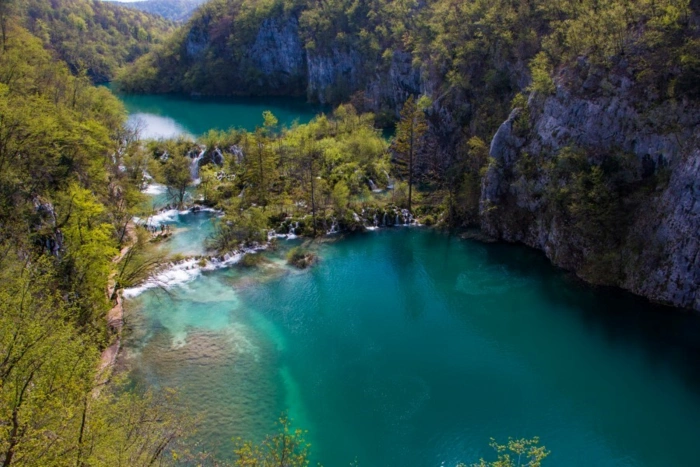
[[327, 218, 339, 235], [384, 170, 394, 190], [382, 212, 387, 226], [368, 179, 381, 192], [190, 148, 205, 180], [395, 214, 399, 225], [399, 209, 414, 225]]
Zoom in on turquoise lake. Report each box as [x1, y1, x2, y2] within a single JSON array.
[[111, 90, 328, 139], [123, 228, 700, 467]]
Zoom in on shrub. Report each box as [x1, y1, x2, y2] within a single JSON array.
[[286, 247, 317, 269]]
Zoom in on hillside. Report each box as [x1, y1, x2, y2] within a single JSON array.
[[0, 21, 186, 464], [19, 0, 175, 82], [107, 0, 206, 22]]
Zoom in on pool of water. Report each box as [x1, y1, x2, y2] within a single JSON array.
[[111, 89, 328, 139], [123, 228, 700, 466]]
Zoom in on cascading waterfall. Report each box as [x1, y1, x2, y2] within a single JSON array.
[[384, 170, 394, 190], [190, 148, 206, 180], [288, 221, 300, 236], [327, 218, 339, 234]]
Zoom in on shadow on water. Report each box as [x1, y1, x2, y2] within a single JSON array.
[[436, 229, 700, 393]]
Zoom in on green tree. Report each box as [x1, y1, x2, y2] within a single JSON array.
[[163, 154, 192, 208], [528, 52, 554, 95], [59, 183, 119, 326], [446, 136, 490, 225], [213, 205, 268, 249], [392, 95, 428, 212], [331, 180, 350, 215], [233, 416, 311, 467], [243, 126, 278, 209], [465, 437, 549, 467]]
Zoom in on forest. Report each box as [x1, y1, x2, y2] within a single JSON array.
[[0, 20, 195, 465], [13, 0, 175, 82], [115, 0, 699, 230]]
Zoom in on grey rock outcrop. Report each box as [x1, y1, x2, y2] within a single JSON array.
[[248, 17, 307, 89], [481, 72, 700, 310], [181, 11, 423, 115]]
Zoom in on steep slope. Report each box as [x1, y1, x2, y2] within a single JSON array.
[[0, 22, 185, 463], [481, 61, 700, 310], [19, 0, 175, 82]]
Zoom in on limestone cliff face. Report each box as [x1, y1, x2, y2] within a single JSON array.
[[248, 17, 307, 92], [481, 67, 700, 310], [305, 47, 422, 112], [182, 12, 422, 113]]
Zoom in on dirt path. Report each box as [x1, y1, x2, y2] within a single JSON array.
[[96, 223, 136, 388]]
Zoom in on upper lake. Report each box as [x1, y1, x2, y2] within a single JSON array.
[[111, 89, 328, 139]]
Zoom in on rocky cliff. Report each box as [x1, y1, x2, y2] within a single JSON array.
[[481, 63, 700, 311], [130, 7, 425, 115]]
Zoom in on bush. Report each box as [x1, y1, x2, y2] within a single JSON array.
[[239, 252, 263, 268], [286, 247, 317, 269], [528, 52, 555, 95]]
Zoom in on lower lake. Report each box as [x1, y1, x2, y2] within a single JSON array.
[[123, 227, 700, 467]]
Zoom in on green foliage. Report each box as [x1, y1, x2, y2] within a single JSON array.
[[539, 146, 660, 284], [465, 437, 549, 467], [234, 416, 311, 467], [113, 229, 169, 294], [0, 24, 185, 465], [163, 153, 193, 208], [20, 0, 175, 82], [180, 105, 390, 246], [392, 96, 428, 212], [58, 184, 119, 325], [214, 205, 269, 249], [444, 136, 489, 226], [286, 246, 317, 269], [528, 52, 554, 95], [239, 251, 264, 267], [331, 180, 350, 214]]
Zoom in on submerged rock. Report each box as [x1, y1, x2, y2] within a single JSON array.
[[286, 247, 317, 269]]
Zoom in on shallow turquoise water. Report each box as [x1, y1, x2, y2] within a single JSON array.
[[152, 209, 218, 257], [124, 228, 700, 466], [111, 90, 328, 139]]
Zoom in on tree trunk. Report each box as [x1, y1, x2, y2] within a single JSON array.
[[408, 122, 414, 213], [310, 155, 316, 236], [258, 143, 265, 208]]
